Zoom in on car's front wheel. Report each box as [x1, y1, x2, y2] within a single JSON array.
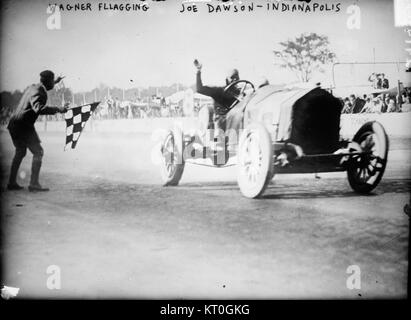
[[237, 123, 274, 198], [160, 128, 185, 186], [347, 121, 389, 193]]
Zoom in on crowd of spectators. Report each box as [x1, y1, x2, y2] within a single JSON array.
[[1, 95, 205, 124], [91, 96, 198, 120], [341, 73, 410, 114], [341, 88, 411, 114], [2, 83, 410, 125]]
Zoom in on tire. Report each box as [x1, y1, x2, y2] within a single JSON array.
[[237, 122, 274, 198], [160, 128, 185, 186], [347, 121, 389, 194]]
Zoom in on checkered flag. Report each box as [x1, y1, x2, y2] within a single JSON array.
[[65, 102, 100, 150]]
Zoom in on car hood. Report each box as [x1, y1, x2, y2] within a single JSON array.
[[245, 85, 317, 140]]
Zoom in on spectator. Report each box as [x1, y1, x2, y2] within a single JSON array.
[[380, 73, 389, 89], [372, 96, 384, 113], [341, 98, 353, 114], [376, 74, 382, 89], [380, 94, 388, 113], [107, 97, 113, 118], [384, 95, 390, 110], [360, 94, 374, 113], [114, 97, 120, 119], [402, 93, 410, 104], [349, 94, 366, 113], [387, 98, 398, 112], [368, 73, 378, 89], [118, 100, 126, 118]]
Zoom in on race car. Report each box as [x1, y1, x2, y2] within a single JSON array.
[[159, 80, 389, 198]]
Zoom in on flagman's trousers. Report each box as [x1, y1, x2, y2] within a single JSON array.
[[8, 126, 44, 186]]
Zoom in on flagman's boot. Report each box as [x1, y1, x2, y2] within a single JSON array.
[[28, 159, 49, 192], [7, 183, 24, 191], [7, 150, 25, 191]]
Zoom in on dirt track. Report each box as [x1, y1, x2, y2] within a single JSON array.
[[1, 130, 409, 298]]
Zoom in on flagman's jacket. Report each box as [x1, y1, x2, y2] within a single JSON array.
[[8, 84, 61, 135]]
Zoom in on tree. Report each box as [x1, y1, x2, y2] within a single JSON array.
[[273, 33, 336, 83]]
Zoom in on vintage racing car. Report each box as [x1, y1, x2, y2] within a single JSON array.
[[159, 80, 389, 198]]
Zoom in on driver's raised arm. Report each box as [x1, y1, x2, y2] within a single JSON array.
[[196, 68, 224, 101]]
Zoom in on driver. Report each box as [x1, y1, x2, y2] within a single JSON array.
[[194, 59, 240, 131]]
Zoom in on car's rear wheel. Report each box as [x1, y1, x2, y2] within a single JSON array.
[[237, 123, 274, 198], [160, 128, 185, 186], [347, 121, 388, 193]]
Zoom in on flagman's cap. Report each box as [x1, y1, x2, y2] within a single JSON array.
[[40, 70, 55, 81]]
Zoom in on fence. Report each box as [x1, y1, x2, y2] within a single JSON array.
[[8, 112, 406, 138]]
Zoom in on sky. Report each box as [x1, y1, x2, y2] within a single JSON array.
[[0, 0, 409, 93]]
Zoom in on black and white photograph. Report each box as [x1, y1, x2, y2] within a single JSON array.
[[0, 0, 410, 304]]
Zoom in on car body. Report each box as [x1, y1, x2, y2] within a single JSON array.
[[160, 81, 389, 198]]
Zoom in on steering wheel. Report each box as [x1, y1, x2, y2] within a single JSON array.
[[223, 80, 255, 109]]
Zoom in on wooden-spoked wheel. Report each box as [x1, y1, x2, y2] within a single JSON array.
[[237, 122, 274, 198], [160, 128, 185, 186], [347, 121, 389, 194]]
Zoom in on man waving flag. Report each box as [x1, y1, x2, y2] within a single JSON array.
[[64, 102, 100, 150], [6, 70, 67, 191]]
